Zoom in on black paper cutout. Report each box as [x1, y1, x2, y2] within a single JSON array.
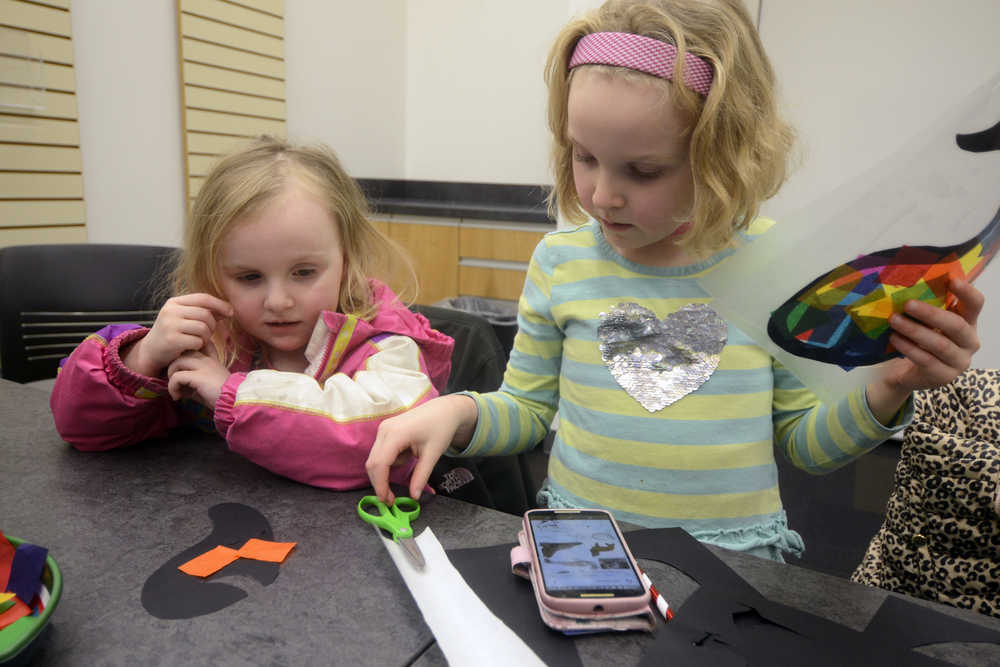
[[448, 527, 1000, 666], [447, 543, 583, 667], [956, 120, 1000, 152], [141, 502, 279, 620], [626, 528, 1000, 666]]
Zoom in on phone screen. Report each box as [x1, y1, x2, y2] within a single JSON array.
[[528, 511, 645, 598]]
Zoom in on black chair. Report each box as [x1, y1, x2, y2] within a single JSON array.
[[0, 243, 176, 384], [411, 303, 547, 515]]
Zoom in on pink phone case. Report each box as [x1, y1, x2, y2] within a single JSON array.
[[511, 510, 655, 633]]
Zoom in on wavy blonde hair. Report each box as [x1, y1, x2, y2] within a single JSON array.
[[172, 136, 416, 362], [546, 0, 796, 257]]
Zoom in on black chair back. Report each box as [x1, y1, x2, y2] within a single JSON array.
[[0, 243, 176, 383]]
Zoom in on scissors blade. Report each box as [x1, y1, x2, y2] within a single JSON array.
[[398, 536, 426, 570]]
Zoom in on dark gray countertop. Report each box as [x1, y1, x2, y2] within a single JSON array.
[[4, 378, 1000, 665], [357, 179, 555, 224]]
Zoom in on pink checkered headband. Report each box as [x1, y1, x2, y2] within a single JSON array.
[[568, 32, 713, 97]]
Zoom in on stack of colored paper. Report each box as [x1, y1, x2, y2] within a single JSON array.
[[0, 531, 50, 630]]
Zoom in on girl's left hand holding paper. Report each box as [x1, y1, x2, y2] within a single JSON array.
[[867, 278, 984, 422]]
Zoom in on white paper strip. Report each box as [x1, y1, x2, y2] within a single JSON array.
[[379, 527, 545, 666]]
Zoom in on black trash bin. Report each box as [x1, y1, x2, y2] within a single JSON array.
[[434, 296, 519, 360]]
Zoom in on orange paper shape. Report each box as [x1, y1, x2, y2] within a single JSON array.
[[237, 539, 297, 563], [0, 595, 30, 629], [178, 545, 240, 578]]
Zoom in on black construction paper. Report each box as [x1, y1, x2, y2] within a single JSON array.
[[626, 527, 1000, 666], [141, 503, 280, 620], [448, 526, 1000, 666]]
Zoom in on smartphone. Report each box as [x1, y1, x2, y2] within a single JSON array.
[[523, 508, 649, 614]]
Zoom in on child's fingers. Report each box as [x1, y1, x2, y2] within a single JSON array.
[[889, 318, 971, 374], [173, 315, 216, 344], [167, 369, 192, 401], [367, 433, 401, 504], [888, 332, 948, 376], [173, 293, 235, 319], [949, 278, 985, 326], [896, 300, 980, 357], [409, 454, 441, 501]]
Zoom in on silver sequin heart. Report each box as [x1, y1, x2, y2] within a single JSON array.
[[599, 302, 728, 413]]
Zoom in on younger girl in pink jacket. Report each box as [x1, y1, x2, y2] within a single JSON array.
[[50, 137, 454, 491]]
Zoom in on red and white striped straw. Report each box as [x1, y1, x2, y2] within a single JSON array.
[[638, 567, 674, 621]]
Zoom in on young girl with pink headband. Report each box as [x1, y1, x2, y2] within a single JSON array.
[[366, 0, 984, 560]]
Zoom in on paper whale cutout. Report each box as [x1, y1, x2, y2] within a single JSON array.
[[767, 124, 1000, 369]]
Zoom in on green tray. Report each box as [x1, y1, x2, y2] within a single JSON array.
[[0, 536, 62, 664]]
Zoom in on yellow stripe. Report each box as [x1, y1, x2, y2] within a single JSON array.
[[560, 257, 658, 280], [503, 365, 557, 395], [319, 316, 358, 382], [825, 402, 852, 455], [560, 376, 771, 421], [848, 388, 883, 440], [802, 407, 831, 469], [746, 217, 776, 235], [511, 334, 562, 359], [524, 263, 551, 298], [545, 226, 597, 248], [558, 418, 774, 470], [495, 398, 511, 446], [548, 455, 782, 519], [84, 332, 110, 346]]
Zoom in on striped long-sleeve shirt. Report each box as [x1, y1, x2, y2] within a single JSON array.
[[456, 220, 910, 559]]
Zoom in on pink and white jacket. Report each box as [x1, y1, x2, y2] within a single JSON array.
[[50, 280, 454, 491]]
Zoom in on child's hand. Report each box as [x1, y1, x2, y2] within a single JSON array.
[[366, 394, 479, 504], [867, 279, 983, 422], [166, 346, 230, 409], [125, 294, 233, 377]]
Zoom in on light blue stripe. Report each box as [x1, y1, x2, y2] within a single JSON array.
[[514, 315, 562, 342], [542, 477, 785, 533], [552, 439, 779, 495], [494, 379, 558, 407], [474, 393, 552, 455], [558, 400, 773, 446], [551, 275, 709, 306], [772, 365, 807, 391]]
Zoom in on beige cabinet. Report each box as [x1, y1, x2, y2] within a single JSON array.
[[374, 217, 550, 305], [373, 219, 459, 304]]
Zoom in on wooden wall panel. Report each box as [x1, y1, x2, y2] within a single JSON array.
[[459, 226, 546, 263], [0, 224, 86, 247], [0, 0, 86, 246], [459, 266, 527, 302], [0, 25, 73, 63], [177, 0, 286, 206], [387, 222, 459, 305]]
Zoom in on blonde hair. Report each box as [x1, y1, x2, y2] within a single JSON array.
[[173, 136, 416, 361], [545, 0, 796, 257]]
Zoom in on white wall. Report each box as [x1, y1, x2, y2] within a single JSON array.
[[759, 0, 1000, 369], [284, 1, 406, 178], [68, 1, 999, 367], [70, 0, 185, 247], [403, 0, 565, 185]]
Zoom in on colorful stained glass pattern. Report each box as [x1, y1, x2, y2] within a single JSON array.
[[768, 206, 1000, 370]]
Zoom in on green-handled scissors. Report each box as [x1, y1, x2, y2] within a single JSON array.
[[357, 495, 425, 570]]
